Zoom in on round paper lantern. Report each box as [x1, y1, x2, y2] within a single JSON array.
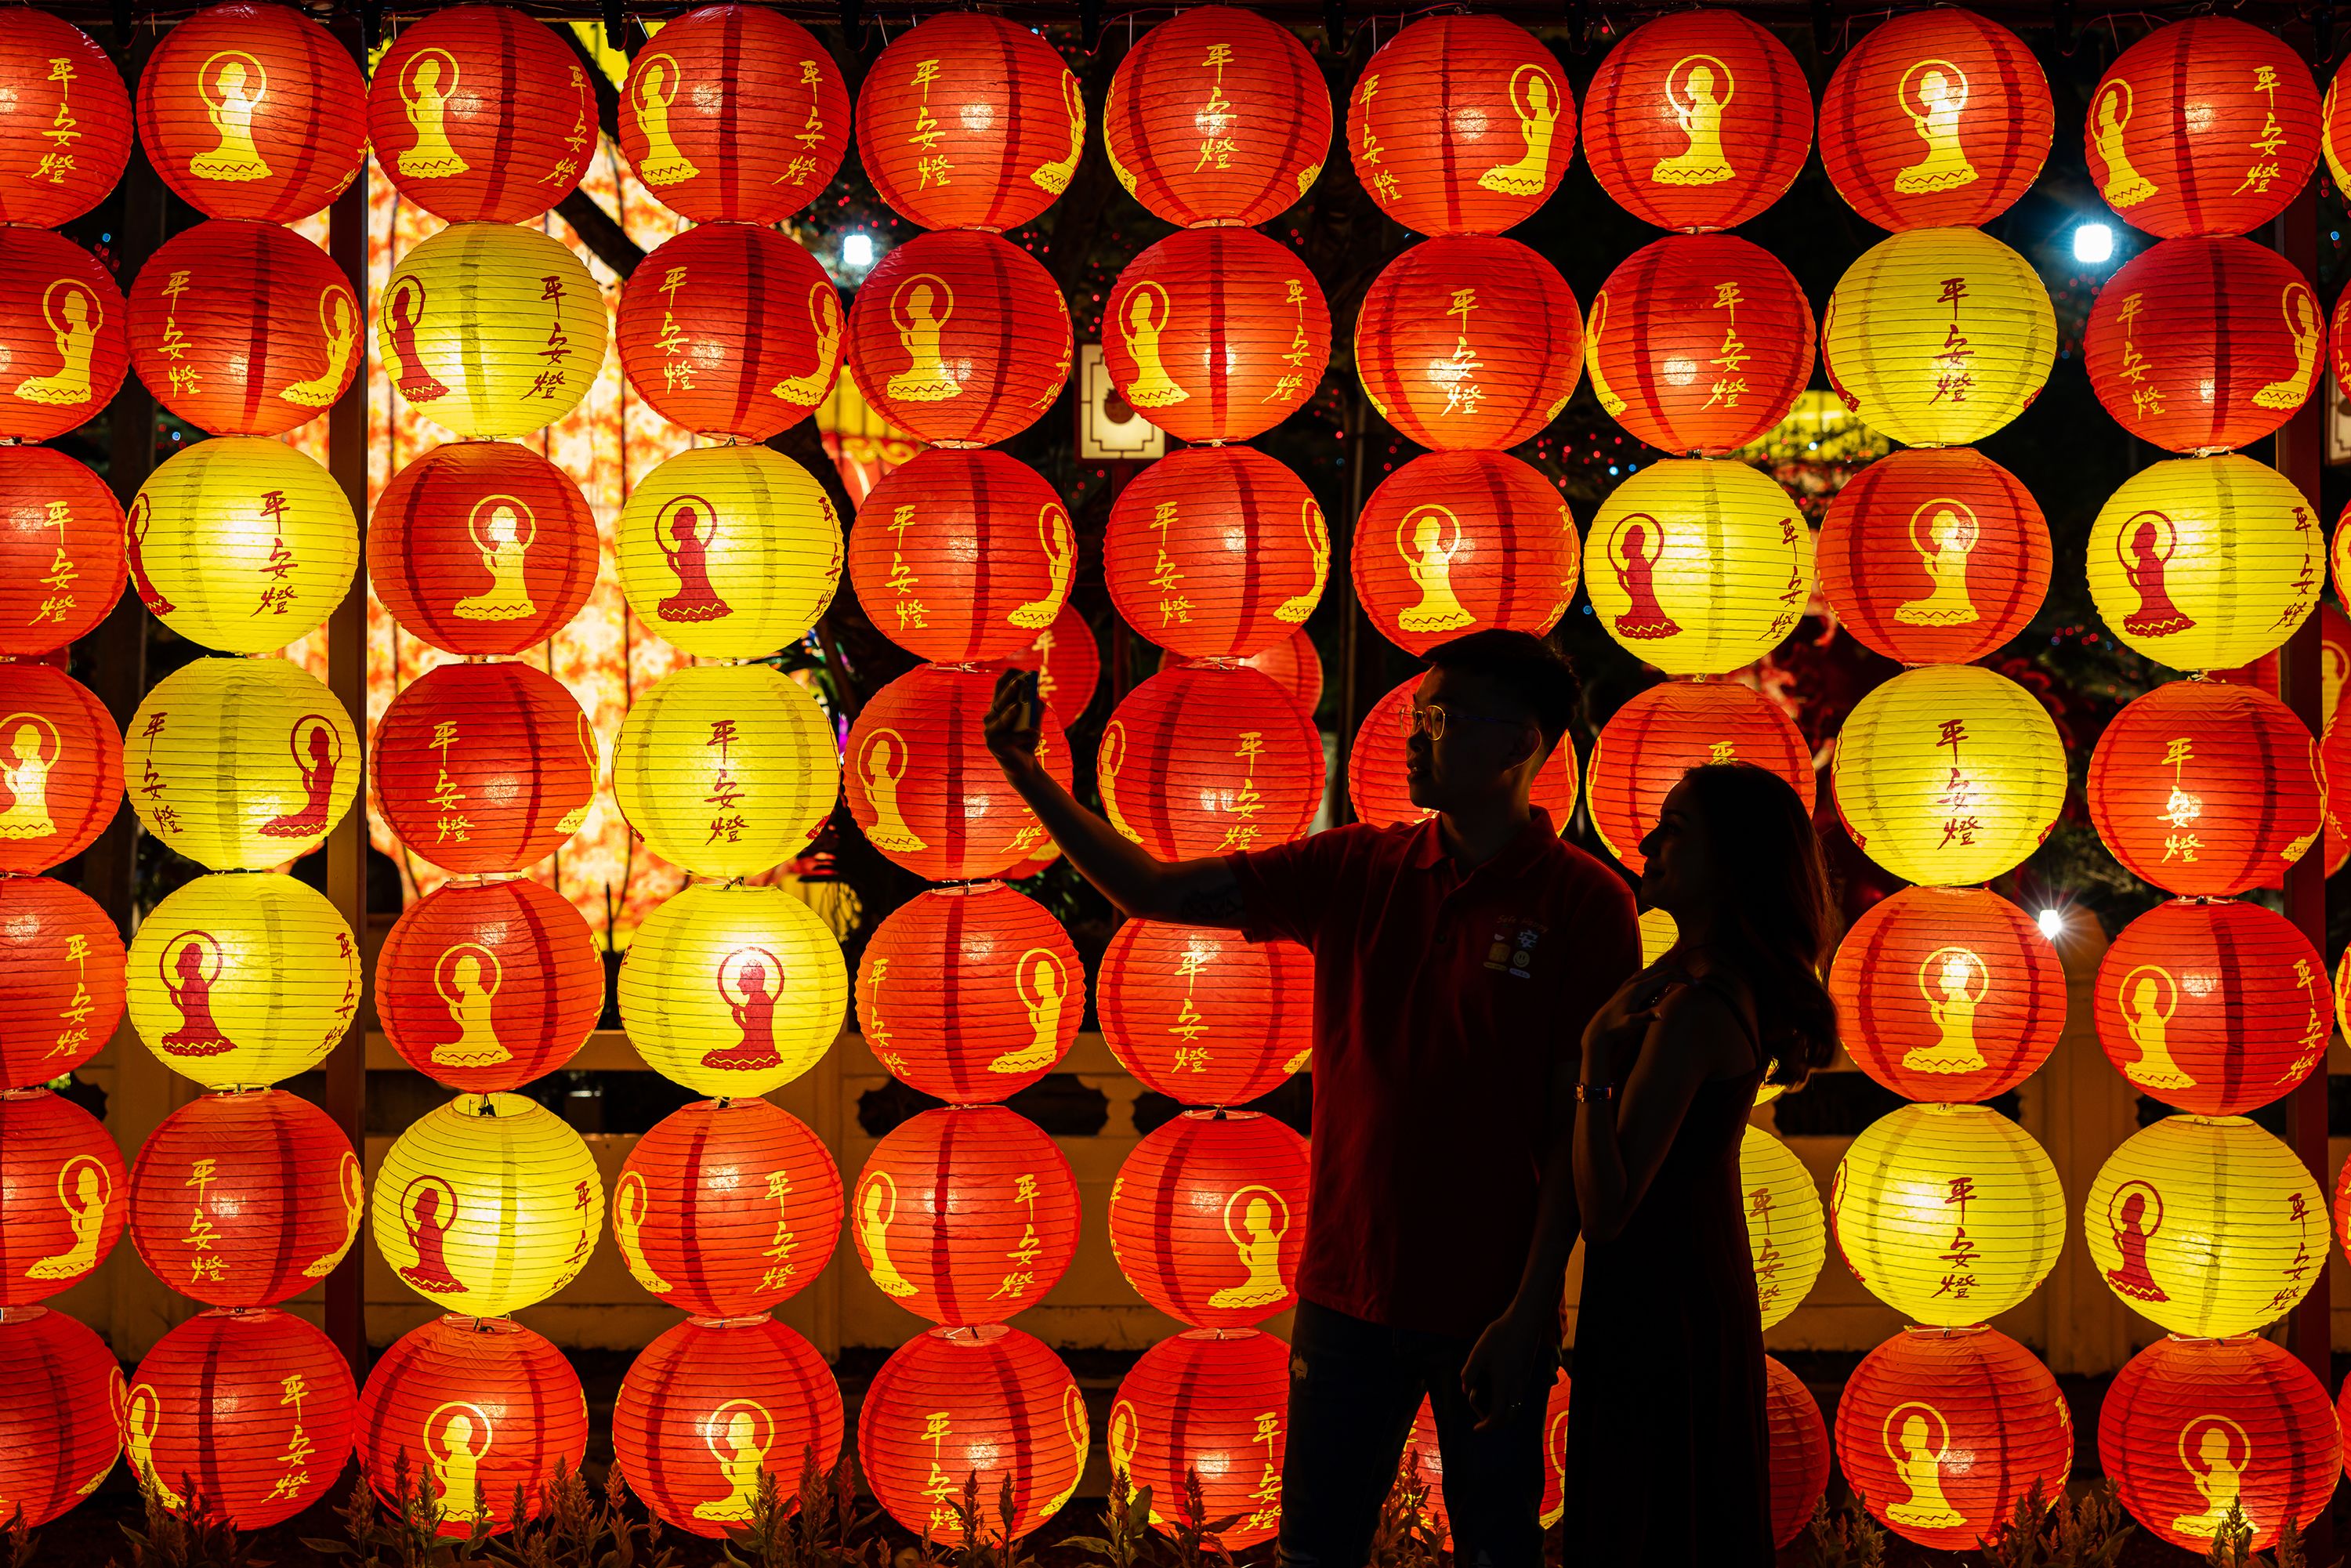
[[357, 1314, 587, 1538], [1105, 448, 1326, 661], [1349, 672, 1579, 831], [617, 224, 842, 441], [1764, 1356, 1831, 1549], [1354, 238, 1581, 450], [0, 9, 131, 228], [371, 661, 596, 876], [613, 1097, 842, 1317], [1103, 230, 1331, 445], [0, 661, 117, 877], [1740, 1126, 1825, 1331], [1098, 922, 1310, 1105], [1107, 1111, 1310, 1331], [0, 1308, 121, 1529], [850, 1105, 1080, 1325], [1820, 10, 2050, 232], [2086, 454, 2323, 673], [610, 663, 838, 879], [1816, 447, 2051, 664], [617, 5, 850, 224], [1831, 886, 2063, 1103], [1821, 227, 2055, 448], [1237, 629, 1321, 714], [125, 656, 357, 871], [2085, 239, 2320, 454], [0, 1088, 124, 1306], [377, 879, 601, 1095], [611, 1315, 843, 1537], [2089, 681, 2321, 896], [1831, 664, 2066, 886], [0, 229, 125, 441], [127, 1089, 360, 1308], [1834, 1327, 2069, 1551], [1106, 1329, 1289, 1548], [1829, 1103, 2063, 1327], [2096, 900, 2327, 1116], [1103, 7, 1329, 228], [1580, 10, 1811, 234], [132, 2, 364, 223], [2102, 1334, 2337, 1553], [846, 663, 1071, 882], [616, 447, 841, 662], [126, 872, 357, 1089], [843, 230, 1071, 450], [1585, 458, 1813, 675], [854, 13, 1082, 234], [847, 450, 1074, 664], [1001, 603, 1101, 724], [0, 447, 123, 656], [0, 878, 122, 1091], [619, 882, 846, 1099], [860, 1325, 1085, 1541], [1586, 679, 1812, 873], [1344, 16, 1573, 237], [1099, 664, 1321, 863], [368, 5, 595, 223], [378, 222, 608, 438], [857, 885, 1083, 1104], [1586, 236, 1814, 455], [2086, 19, 2319, 240], [123, 1308, 356, 1528], [129, 437, 357, 652], [128, 220, 357, 437], [368, 441, 599, 657], [1353, 451, 1576, 657], [371, 1091, 603, 1318]]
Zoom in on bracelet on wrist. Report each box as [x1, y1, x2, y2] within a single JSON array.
[[1575, 1081, 1616, 1104]]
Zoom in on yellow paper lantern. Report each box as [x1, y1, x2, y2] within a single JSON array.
[[1822, 227, 2056, 448], [1638, 907, 1677, 967], [618, 882, 848, 1097], [617, 445, 842, 661], [371, 1091, 603, 1318], [1583, 458, 1813, 675], [128, 436, 357, 652], [2084, 1114, 2324, 1339], [123, 656, 356, 871], [378, 221, 609, 439], [127, 871, 360, 1089], [1829, 1103, 2064, 1327], [2085, 454, 2324, 674], [1740, 1125, 1825, 1331], [610, 664, 840, 879], [1831, 664, 2066, 886]]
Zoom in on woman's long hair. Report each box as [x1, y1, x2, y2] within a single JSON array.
[[1673, 762, 1838, 1089]]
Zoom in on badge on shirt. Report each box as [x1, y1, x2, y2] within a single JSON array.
[[1484, 919, 1546, 977]]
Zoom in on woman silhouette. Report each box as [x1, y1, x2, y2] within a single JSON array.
[[281, 286, 358, 408], [1882, 1407, 1965, 1528], [1208, 1189, 1291, 1309], [1276, 502, 1329, 625], [1120, 284, 1188, 408], [159, 934, 234, 1056], [1030, 73, 1084, 194], [27, 1156, 109, 1279], [398, 1178, 464, 1293], [990, 953, 1066, 1074], [14, 281, 99, 406], [1894, 65, 1977, 194], [259, 718, 339, 839], [2091, 81, 2157, 209], [1479, 65, 1560, 197], [859, 1174, 918, 1297], [773, 285, 842, 405], [1895, 505, 1981, 626], [2104, 1185, 2168, 1302], [125, 497, 176, 616], [433, 947, 509, 1067], [1395, 509, 1473, 635], [190, 55, 271, 183], [383, 277, 449, 403], [0, 717, 56, 839], [2254, 285, 2322, 410], [694, 1404, 772, 1521], [1652, 58, 1734, 186], [632, 56, 701, 187], [1009, 508, 1073, 630], [429, 1407, 491, 1518], [2118, 967, 2191, 1090], [455, 501, 537, 622], [398, 53, 470, 179], [124, 1386, 183, 1509], [1609, 517, 1683, 640], [1584, 292, 1628, 418], [2119, 512, 2194, 639], [860, 731, 929, 853], [612, 1170, 676, 1292], [2171, 1421, 2248, 1536], [656, 500, 731, 622], [1907, 950, 1986, 1074], [708, 951, 783, 1071], [885, 278, 961, 403]]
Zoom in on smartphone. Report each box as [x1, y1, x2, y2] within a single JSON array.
[[1016, 668, 1044, 726]]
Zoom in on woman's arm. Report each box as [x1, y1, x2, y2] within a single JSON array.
[[1574, 987, 1747, 1244]]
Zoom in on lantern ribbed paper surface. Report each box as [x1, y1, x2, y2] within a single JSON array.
[[849, 450, 1074, 664], [860, 1325, 1085, 1541], [0, 1308, 120, 1528], [379, 223, 607, 439], [1107, 1111, 1309, 1330], [854, 13, 1082, 234], [1587, 679, 1812, 873], [610, 664, 837, 879], [129, 220, 358, 437], [2095, 900, 2326, 1116], [618, 5, 849, 225], [1107, 1329, 1289, 1547], [0, 9, 131, 228], [1103, 230, 1330, 445], [127, 872, 357, 1089], [125, 1309, 355, 1527], [2088, 681, 2321, 896], [611, 1315, 843, 1537], [1586, 236, 1814, 455], [0, 1088, 124, 1306], [1239, 631, 1323, 714], [851, 1105, 1080, 1324], [615, 446, 840, 661], [619, 883, 846, 1099], [1585, 458, 1812, 675], [1352, 451, 1578, 656], [1580, 9, 1810, 234], [0, 878, 122, 1091], [858, 885, 1083, 1103], [1106, 447, 1326, 661], [846, 664, 1071, 882], [372, 661, 595, 876], [844, 230, 1071, 450], [378, 879, 602, 1095], [127, 1089, 360, 1308], [1099, 922, 1310, 1104], [1765, 1356, 1831, 1548], [2085, 239, 2320, 454], [614, 1098, 842, 1316], [1103, 7, 1329, 229], [367, 5, 594, 223], [0, 229, 125, 441], [1000, 605, 1101, 723], [2106, 1337, 2337, 1552], [125, 656, 356, 871], [0, 447, 122, 656], [1349, 672, 1579, 831], [1740, 1125, 1824, 1331], [369, 442, 599, 657], [128, 437, 356, 651], [1345, 16, 1573, 237], [1099, 664, 1322, 862], [0, 662, 118, 877], [1831, 885, 2063, 1103], [617, 224, 842, 441], [1355, 238, 1581, 451]]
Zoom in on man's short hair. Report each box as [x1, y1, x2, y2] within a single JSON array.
[[1421, 629, 1582, 753]]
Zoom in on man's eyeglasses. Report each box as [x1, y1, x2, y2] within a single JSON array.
[[1398, 703, 1524, 741]]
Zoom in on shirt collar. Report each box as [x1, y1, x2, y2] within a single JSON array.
[[1407, 807, 1563, 878]]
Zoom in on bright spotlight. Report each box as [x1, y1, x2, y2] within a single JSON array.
[[2071, 223, 2114, 266], [842, 232, 875, 270], [2036, 907, 2065, 940]]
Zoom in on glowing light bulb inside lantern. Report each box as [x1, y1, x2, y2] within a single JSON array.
[[2073, 223, 2115, 265]]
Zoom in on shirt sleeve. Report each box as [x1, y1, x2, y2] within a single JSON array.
[[1553, 866, 1641, 1064], [1224, 827, 1360, 951]]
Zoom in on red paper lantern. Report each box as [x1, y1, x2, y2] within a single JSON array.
[[610, 1315, 843, 1537], [617, 224, 842, 441], [857, 885, 1083, 1104], [1099, 664, 1322, 863], [127, 1089, 360, 1308], [614, 1098, 842, 1317], [356, 1314, 588, 1538], [368, 442, 599, 657], [1236, 630, 1322, 715], [846, 663, 1072, 882], [377, 879, 601, 1094], [1354, 238, 1581, 451], [1345, 16, 1574, 237], [854, 13, 1082, 234], [0, 877, 122, 1091], [0, 664, 119, 877], [128, 219, 357, 437], [846, 450, 1074, 664], [2088, 680, 2322, 896], [0, 1307, 120, 1528], [1106, 448, 1327, 661], [1349, 672, 1579, 831], [618, 5, 850, 225], [132, 2, 364, 223], [0, 9, 132, 228], [1831, 886, 2064, 1103], [1099, 922, 1311, 1106], [124, 1308, 356, 1528], [2101, 1334, 2336, 1552], [0, 1088, 123, 1305], [2085, 19, 2319, 240], [843, 230, 1071, 449], [2085, 238, 2320, 453], [1106, 1328, 1289, 1548], [368, 5, 596, 223], [850, 1105, 1079, 1326], [0, 229, 125, 441], [1352, 451, 1578, 656], [1765, 1356, 1831, 1548], [1103, 230, 1331, 445], [371, 661, 596, 875], [1817, 447, 2052, 665], [1586, 680, 1813, 873], [1581, 11, 1809, 233], [1585, 234, 1814, 456], [1394, 1374, 1572, 1542], [2096, 898, 2327, 1115], [998, 603, 1101, 723], [1103, 7, 1330, 229], [1107, 1110, 1310, 1330], [0, 447, 123, 657], [858, 1325, 1085, 1541]]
